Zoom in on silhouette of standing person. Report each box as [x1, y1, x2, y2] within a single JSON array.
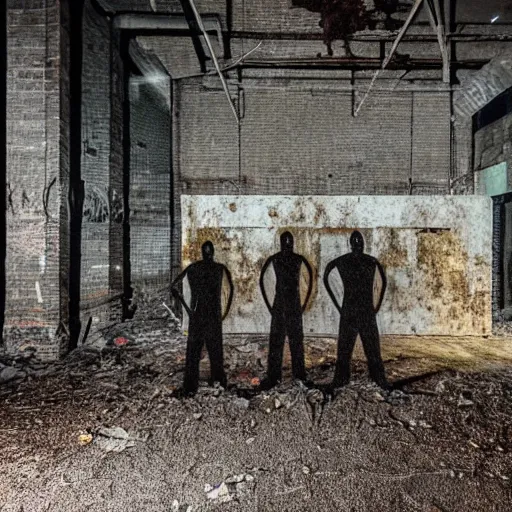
[[171, 241, 234, 395], [323, 230, 389, 389], [259, 231, 313, 390]]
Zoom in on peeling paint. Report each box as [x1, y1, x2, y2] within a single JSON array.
[[182, 196, 493, 336]]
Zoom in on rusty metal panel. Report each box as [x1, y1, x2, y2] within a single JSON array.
[[182, 195, 493, 336]]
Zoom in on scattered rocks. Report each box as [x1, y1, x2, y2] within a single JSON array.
[[95, 426, 136, 453], [232, 397, 250, 410], [458, 393, 474, 407], [0, 366, 26, 384], [205, 474, 256, 503]]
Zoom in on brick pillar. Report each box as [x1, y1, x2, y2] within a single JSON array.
[[4, 0, 67, 359]]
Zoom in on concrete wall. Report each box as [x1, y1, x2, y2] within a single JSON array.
[[182, 195, 493, 336]]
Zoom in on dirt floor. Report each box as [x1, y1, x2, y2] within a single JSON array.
[[1, 323, 512, 512]]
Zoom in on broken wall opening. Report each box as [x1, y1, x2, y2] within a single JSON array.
[[473, 86, 512, 323]]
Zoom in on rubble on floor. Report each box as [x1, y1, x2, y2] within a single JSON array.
[[1, 292, 512, 510]]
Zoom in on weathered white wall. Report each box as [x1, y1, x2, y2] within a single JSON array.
[[182, 195, 493, 336]]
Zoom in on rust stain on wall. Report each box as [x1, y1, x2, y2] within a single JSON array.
[[417, 231, 491, 334], [183, 227, 266, 307], [417, 231, 469, 301], [379, 229, 408, 268]]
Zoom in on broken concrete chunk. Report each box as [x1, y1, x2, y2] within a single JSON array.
[[95, 426, 135, 453], [233, 397, 250, 410], [206, 482, 233, 503], [458, 394, 474, 407], [0, 366, 26, 384]]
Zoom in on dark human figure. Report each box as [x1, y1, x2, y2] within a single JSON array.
[[323, 230, 389, 389], [259, 231, 313, 389], [171, 241, 234, 395]]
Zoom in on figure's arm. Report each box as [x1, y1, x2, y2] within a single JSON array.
[[301, 256, 314, 313], [222, 266, 234, 321], [323, 259, 342, 314], [259, 257, 273, 313], [171, 267, 193, 317], [375, 260, 387, 313]]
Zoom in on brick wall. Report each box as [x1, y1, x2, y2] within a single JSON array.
[[81, 1, 112, 318], [129, 77, 172, 293], [474, 113, 512, 173], [175, 78, 451, 196], [4, 0, 64, 359], [80, 2, 125, 323]]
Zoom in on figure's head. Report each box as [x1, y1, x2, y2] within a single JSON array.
[[280, 231, 294, 253], [201, 241, 215, 261], [350, 230, 364, 254]]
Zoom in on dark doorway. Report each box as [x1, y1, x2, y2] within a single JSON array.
[[493, 193, 512, 321], [68, 0, 86, 351]]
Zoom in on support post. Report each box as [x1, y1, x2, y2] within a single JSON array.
[[68, 0, 86, 351], [431, 0, 450, 83], [355, 0, 424, 116], [187, 0, 240, 125]]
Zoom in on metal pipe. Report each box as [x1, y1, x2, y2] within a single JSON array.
[[229, 31, 512, 43], [425, 0, 450, 83], [235, 57, 486, 70], [355, 0, 424, 116], [382, 0, 425, 69], [187, 0, 240, 125]]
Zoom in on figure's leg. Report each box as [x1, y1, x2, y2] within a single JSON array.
[[265, 312, 286, 387], [205, 321, 227, 388], [287, 312, 307, 381], [332, 317, 358, 387], [183, 323, 204, 394], [360, 315, 389, 389]]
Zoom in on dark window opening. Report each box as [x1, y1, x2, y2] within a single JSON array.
[[473, 87, 512, 133]]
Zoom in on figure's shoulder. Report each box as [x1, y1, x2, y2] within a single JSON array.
[[326, 254, 346, 269], [296, 253, 308, 263], [186, 261, 200, 272], [338, 253, 351, 264], [216, 262, 228, 272]]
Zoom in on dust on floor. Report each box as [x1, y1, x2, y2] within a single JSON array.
[[1, 334, 512, 511]]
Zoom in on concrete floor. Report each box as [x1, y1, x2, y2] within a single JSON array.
[[1, 333, 512, 511]]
